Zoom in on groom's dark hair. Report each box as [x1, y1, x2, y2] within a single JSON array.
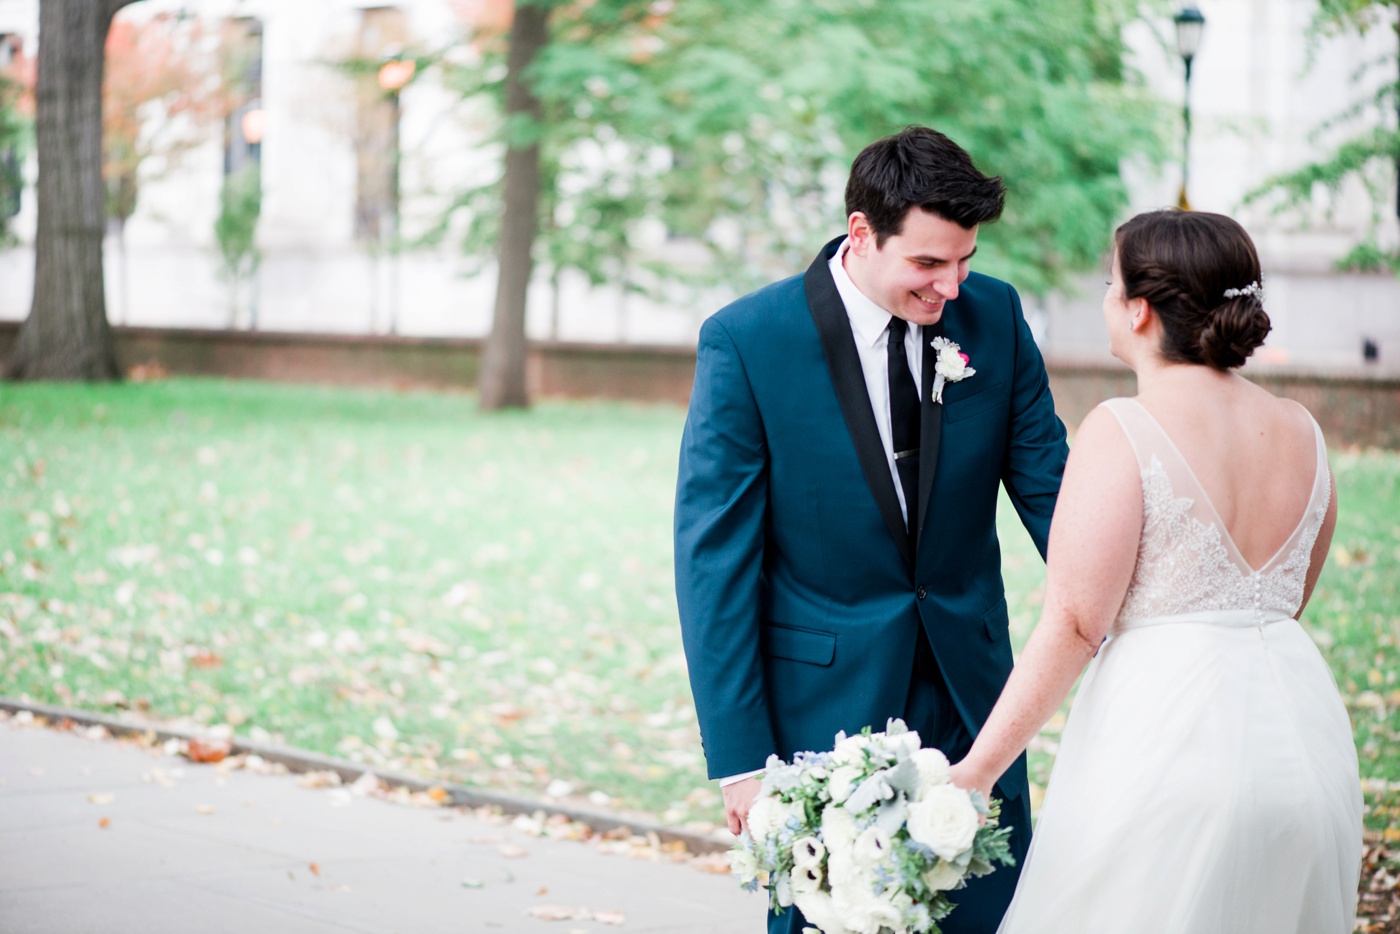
[[845, 126, 1005, 244]]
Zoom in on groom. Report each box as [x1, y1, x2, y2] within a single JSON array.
[[674, 127, 1069, 933]]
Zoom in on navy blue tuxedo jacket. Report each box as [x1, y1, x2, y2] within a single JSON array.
[[674, 237, 1069, 802]]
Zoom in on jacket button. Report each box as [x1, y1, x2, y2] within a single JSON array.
[[916, 585, 928, 600]]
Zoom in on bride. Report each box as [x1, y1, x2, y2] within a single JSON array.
[[949, 209, 1363, 933]]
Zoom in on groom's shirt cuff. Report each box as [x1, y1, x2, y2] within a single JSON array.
[[718, 769, 763, 787]]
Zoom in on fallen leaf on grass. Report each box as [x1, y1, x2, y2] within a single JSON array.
[[191, 652, 223, 670]]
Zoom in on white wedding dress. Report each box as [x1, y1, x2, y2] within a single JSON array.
[[997, 398, 1362, 934]]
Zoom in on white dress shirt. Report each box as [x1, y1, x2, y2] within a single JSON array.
[[718, 238, 923, 789]]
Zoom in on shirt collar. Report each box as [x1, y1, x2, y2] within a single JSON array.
[[828, 237, 897, 350]]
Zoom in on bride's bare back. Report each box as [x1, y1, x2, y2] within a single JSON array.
[[1134, 371, 1321, 572]]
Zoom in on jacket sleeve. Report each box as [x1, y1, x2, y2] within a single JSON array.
[[674, 315, 777, 779], [1001, 285, 1070, 560]]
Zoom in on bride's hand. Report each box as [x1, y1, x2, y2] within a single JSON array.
[[948, 759, 994, 815]]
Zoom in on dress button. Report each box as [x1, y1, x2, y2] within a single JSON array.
[[916, 585, 928, 600]]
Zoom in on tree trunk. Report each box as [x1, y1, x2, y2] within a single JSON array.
[[5, 0, 138, 381], [478, 1, 548, 411]]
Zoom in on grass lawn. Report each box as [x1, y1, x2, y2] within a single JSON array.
[[0, 379, 1396, 840]]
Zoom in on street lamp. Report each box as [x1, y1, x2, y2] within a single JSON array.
[[376, 56, 415, 335], [1174, 5, 1206, 210]]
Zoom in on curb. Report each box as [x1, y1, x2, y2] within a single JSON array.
[[0, 697, 732, 855]]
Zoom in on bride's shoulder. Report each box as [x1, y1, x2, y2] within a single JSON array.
[[1069, 400, 1138, 466]]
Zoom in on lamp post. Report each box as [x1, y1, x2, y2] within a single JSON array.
[[1174, 5, 1205, 210], [376, 56, 415, 335]]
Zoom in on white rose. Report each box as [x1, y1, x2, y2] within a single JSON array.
[[906, 785, 979, 861], [832, 878, 902, 934], [821, 805, 859, 855], [888, 730, 922, 758], [729, 846, 760, 885], [829, 870, 875, 933], [748, 796, 805, 843], [827, 765, 862, 805], [794, 889, 851, 934], [830, 733, 872, 767], [910, 747, 951, 795], [792, 836, 826, 869], [921, 858, 965, 893], [935, 351, 967, 381]]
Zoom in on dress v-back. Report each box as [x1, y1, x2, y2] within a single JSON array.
[[997, 397, 1362, 934]]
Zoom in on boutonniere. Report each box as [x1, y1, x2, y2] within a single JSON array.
[[929, 337, 975, 404]]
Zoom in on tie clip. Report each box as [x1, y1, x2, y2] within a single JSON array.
[[894, 449, 919, 461]]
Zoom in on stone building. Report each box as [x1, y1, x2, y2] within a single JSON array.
[[0, 0, 1396, 365]]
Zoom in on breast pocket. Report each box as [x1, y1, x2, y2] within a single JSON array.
[[943, 381, 1008, 425]]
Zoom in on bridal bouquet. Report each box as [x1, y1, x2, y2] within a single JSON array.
[[729, 719, 1013, 934]]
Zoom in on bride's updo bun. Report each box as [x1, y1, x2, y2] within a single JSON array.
[[1114, 210, 1272, 370]]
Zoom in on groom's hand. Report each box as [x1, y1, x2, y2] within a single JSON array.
[[722, 777, 762, 836]]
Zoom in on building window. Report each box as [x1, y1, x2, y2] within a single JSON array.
[[354, 6, 408, 243], [222, 17, 264, 177]]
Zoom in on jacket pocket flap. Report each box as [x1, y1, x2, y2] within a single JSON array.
[[761, 624, 836, 666], [982, 597, 1010, 642]]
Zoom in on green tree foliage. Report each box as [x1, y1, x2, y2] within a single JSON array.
[[214, 165, 262, 325], [0, 71, 27, 246], [439, 0, 1167, 300], [1245, 1, 1400, 275]]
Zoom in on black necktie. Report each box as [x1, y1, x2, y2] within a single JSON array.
[[887, 317, 920, 541]]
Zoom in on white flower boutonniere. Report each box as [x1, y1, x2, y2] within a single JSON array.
[[930, 336, 975, 404]]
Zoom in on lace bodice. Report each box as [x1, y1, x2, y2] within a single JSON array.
[[1101, 398, 1331, 629]]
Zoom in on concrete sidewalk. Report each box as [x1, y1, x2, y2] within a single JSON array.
[[0, 718, 763, 934]]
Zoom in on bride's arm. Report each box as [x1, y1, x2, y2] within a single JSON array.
[[950, 406, 1144, 801]]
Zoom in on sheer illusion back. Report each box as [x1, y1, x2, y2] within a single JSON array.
[[997, 396, 1361, 934], [1103, 397, 1331, 628]]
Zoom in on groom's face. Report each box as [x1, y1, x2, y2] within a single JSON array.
[[844, 208, 979, 327]]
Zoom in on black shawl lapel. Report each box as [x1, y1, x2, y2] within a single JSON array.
[[804, 238, 912, 569], [915, 318, 945, 552]]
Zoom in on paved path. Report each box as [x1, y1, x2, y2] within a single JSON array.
[[0, 719, 762, 934]]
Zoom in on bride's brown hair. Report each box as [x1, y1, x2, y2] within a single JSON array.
[[1114, 209, 1271, 370]]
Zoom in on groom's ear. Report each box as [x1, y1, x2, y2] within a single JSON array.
[[847, 212, 875, 255]]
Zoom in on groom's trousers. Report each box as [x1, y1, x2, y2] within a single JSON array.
[[766, 626, 1032, 934]]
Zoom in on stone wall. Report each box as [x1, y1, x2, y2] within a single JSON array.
[[3, 322, 1398, 447]]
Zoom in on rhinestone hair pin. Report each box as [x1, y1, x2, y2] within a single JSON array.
[[1223, 281, 1264, 301]]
